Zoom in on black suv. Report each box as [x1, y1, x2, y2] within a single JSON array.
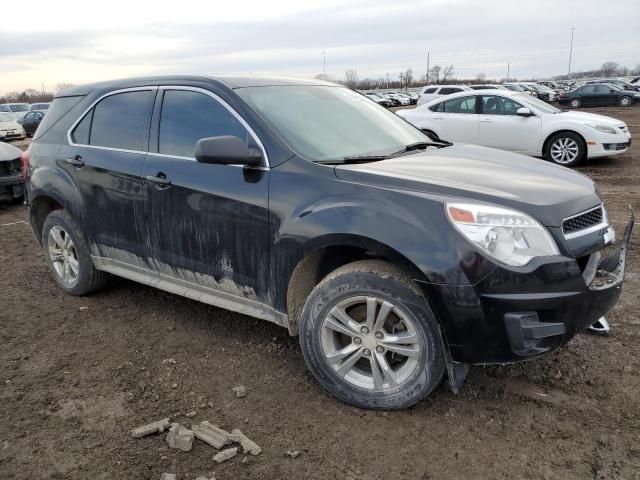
[[24, 76, 634, 409]]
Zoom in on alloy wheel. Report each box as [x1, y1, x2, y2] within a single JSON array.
[[569, 99, 580, 108], [619, 96, 631, 106], [550, 137, 579, 164], [320, 296, 422, 391], [47, 226, 80, 286]]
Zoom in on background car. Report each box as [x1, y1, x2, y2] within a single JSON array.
[[29, 102, 50, 112], [584, 79, 640, 92], [386, 92, 411, 106], [468, 84, 505, 90], [0, 112, 27, 141], [363, 92, 394, 107], [0, 140, 24, 201], [396, 89, 631, 166], [0, 103, 30, 120], [18, 110, 45, 136], [557, 83, 640, 108], [417, 85, 473, 105]]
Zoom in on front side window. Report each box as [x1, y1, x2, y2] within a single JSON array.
[[159, 90, 249, 158], [236, 85, 426, 162], [579, 85, 596, 94], [481, 95, 524, 115], [439, 88, 462, 95], [77, 90, 152, 150], [443, 96, 477, 114], [423, 87, 437, 94]]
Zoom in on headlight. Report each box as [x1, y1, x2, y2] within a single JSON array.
[[446, 203, 559, 267], [586, 123, 617, 134]]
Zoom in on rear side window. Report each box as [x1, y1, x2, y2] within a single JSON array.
[[429, 102, 444, 112], [443, 96, 477, 113], [33, 96, 84, 140], [158, 90, 249, 158], [88, 91, 152, 151]]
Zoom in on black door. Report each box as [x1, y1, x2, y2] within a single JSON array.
[[61, 88, 155, 263], [142, 88, 271, 303]]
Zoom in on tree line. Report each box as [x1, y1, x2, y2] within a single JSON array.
[[0, 83, 74, 105]]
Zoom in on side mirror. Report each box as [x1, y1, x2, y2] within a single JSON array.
[[516, 107, 533, 117], [195, 136, 261, 167]]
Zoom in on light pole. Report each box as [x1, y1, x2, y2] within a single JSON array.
[[322, 51, 326, 76], [426, 50, 430, 84], [567, 27, 575, 79], [507, 59, 510, 80], [386, 73, 389, 89]]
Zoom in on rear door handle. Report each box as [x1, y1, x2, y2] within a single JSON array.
[[145, 173, 171, 187], [65, 155, 85, 168], [433, 116, 444, 120], [479, 119, 493, 123]]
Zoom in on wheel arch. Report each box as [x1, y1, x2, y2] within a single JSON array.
[[285, 234, 432, 336], [542, 129, 587, 158]]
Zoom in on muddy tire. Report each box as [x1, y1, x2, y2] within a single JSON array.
[[41, 209, 107, 296], [299, 260, 446, 409]]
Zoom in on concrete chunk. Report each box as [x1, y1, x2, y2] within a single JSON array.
[[131, 418, 171, 438], [166, 423, 194, 452], [192, 421, 233, 449], [213, 447, 238, 463], [160, 474, 176, 480], [231, 429, 262, 456], [232, 385, 247, 398]]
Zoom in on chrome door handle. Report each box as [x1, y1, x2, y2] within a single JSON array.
[[65, 155, 85, 168]]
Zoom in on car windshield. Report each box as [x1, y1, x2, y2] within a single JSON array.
[[0, 113, 15, 122], [516, 93, 561, 114], [10, 104, 29, 112], [236, 85, 428, 162]]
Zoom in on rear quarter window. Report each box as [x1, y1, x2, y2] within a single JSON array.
[[33, 96, 84, 140]]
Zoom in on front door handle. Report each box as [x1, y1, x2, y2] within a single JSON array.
[[433, 116, 444, 120], [145, 173, 171, 187], [65, 155, 85, 168], [479, 119, 493, 123]]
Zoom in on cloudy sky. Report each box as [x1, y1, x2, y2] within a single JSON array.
[[1, 0, 638, 94]]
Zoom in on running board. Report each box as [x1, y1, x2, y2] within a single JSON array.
[[92, 256, 289, 329]]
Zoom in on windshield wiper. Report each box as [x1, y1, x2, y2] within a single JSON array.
[[315, 155, 389, 165], [390, 140, 450, 157]]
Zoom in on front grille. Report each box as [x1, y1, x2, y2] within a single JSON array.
[[603, 142, 630, 151], [0, 158, 21, 177], [563, 206, 604, 236]]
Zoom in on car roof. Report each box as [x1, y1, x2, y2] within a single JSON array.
[[422, 88, 524, 105], [56, 74, 338, 97]]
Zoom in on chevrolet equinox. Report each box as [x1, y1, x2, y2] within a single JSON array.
[[24, 76, 634, 409]]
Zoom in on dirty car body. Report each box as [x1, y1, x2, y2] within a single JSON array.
[[0, 141, 25, 201], [24, 75, 634, 409]]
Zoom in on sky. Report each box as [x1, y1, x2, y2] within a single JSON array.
[[1, 0, 638, 94]]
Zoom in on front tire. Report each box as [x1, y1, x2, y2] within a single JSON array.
[[619, 96, 632, 107], [545, 132, 585, 167], [299, 260, 446, 410], [41, 210, 107, 296], [569, 98, 581, 108]]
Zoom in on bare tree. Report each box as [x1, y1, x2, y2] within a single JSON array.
[[600, 62, 620, 77], [633, 63, 640, 75], [441, 65, 455, 82], [56, 82, 75, 93], [476, 72, 487, 81], [429, 65, 441, 84], [344, 70, 359, 89], [402, 67, 414, 91]]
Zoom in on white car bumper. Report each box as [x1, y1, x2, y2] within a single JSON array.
[[0, 128, 26, 141], [586, 130, 632, 158]]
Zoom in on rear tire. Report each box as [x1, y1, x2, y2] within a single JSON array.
[[544, 132, 585, 167], [569, 98, 581, 108], [619, 96, 632, 107], [299, 260, 446, 410], [41, 210, 107, 296]]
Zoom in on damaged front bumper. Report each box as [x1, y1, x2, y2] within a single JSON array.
[[429, 208, 635, 366]]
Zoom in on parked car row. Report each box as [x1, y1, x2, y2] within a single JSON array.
[[397, 89, 632, 167], [364, 91, 418, 107], [0, 102, 50, 121]]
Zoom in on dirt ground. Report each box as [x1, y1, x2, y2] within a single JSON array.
[[1, 106, 639, 480]]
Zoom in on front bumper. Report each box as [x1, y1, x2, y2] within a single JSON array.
[[424, 209, 634, 364], [0, 174, 25, 200], [587, 132, 631, 158]]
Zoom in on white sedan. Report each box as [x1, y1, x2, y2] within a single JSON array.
[[396, 90, 631, 166], [0, 113, 27, 141]]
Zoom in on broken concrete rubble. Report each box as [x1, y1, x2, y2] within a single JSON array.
[[231, 429, 262, 456], [232, 385, 247, 398], [192, 421, 234, 449], [286, 450, 301, 459], [159, 474, 176, 480], [213, 447, 238, 463], [131, 418, 171, 438], [166, 423, 194, 452]]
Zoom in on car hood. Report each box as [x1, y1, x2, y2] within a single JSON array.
[[0, 140, 22, 161], [334, 144, 600, 227], [555, 110, 624, 126]]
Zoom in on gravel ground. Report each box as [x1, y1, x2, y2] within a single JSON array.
[[1, 106, 639, 480]]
